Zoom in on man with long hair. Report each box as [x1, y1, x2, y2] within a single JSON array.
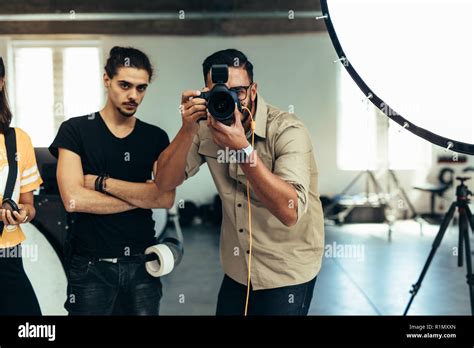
[[49, 47, 175, 315]]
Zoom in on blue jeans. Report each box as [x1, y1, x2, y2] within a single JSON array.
[[65, 254, 162, 315], [216, 274, 317, 315]]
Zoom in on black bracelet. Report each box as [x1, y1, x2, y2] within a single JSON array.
[[99, 175, 104, 193], [101, 175, 109, 193], [95, 175, 102, 192]]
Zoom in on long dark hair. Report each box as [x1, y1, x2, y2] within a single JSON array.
[[0, 57, 13, 134]]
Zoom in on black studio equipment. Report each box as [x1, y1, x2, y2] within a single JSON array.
[[404, 177, 474, 315], [32, 148, 69, 266]]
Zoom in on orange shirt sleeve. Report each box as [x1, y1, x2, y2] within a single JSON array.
[[18, 129, 43, 193]]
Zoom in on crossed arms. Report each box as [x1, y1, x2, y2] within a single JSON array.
[[56, 148, 175, 214]]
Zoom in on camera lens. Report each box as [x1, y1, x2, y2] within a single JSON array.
[[209, 92, 234, 121], [205, 83, 239, 125], [215, 99, 230, 113]]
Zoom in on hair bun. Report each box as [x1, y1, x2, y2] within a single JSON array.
[[109, 46, 123, 56]]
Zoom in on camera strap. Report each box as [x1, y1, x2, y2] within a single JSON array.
[[0, 127, 18, 236]]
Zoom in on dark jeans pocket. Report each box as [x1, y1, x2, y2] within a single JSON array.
[[65, 257, 118, 315], [67, 255, 94, 282], [251, 277, 316, 316], [275, 285, 308, 315], [128, 261, 163, 315]]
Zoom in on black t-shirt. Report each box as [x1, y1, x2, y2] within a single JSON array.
[[49, 112, 170, 257]]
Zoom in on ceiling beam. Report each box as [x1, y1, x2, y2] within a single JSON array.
[[0, 0, 325, 35], [0, 0, 321, 14], [0, 18, 326, 36]]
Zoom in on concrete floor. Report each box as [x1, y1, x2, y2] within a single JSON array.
[[22, 218, 473, 315]]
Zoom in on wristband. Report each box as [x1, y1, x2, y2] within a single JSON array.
[[95, 175, 102, 192], [96, 174, 109, 194], [101, 175, 109, 193], [98, 176, 104, 193]]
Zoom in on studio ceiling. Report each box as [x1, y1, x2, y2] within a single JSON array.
[[0, 0, 325, 35]]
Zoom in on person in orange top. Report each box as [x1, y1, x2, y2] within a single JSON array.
[[0, 57, 43, 315]]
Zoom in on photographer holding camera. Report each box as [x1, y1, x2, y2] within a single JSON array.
[[155, 49, 324, 315]]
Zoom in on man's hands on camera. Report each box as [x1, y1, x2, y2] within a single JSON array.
[[180, 89, 209, 135], [207, 105, 249, 151], [1, 204, 29, 225], [179, 88, 249, 150]]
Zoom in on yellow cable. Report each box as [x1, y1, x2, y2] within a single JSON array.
[[242, 106, 255, 316]]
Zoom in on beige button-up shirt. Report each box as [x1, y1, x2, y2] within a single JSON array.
[[185, 94, 324, 290]]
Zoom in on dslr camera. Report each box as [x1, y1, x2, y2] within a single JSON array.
[[201, 64, 244, 126]]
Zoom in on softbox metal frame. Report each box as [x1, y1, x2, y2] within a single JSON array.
[[320, 0, 474, 155]]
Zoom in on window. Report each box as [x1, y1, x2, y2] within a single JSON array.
[[337, 67, 377, 170], [9, 41, 103, 147], [337, 66, 432, 171], [387, 117, 432, 170]]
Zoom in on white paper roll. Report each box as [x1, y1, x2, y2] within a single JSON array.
[[145, 244, 175, 277]]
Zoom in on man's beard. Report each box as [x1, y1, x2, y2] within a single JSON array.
[[116, 106, 136, 118], [241, 98, 253, 124]]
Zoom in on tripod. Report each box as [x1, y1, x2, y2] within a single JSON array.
[[404, 177, 474, 315]]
